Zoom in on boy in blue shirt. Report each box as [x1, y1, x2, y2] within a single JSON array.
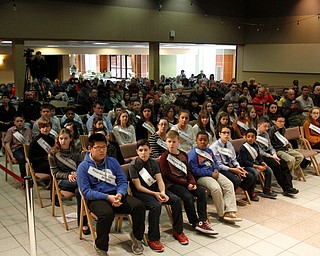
[[77, 133, 145, 256], [188, 131, 241, 222]]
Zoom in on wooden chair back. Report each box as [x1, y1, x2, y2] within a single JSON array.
[[23, 144, 50, 208]]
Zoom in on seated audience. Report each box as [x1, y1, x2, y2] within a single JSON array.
[[256, 117, 298, 196], [303, 107, 320, 149], [160, 130, 217, 235], [171, 110, 195, 153], [239, 129, 277, 199], [86, 101, 112, 133], [32, 104, 61, 138], [268, 115, 304, 178], [29, 119, 55, 175], [4, 114, 32, 180], [149, 118, 169, 158], [77, 133, 146, 255], [136, 104, 156, 141], [210, 126, 257, 201], [112, 110, 136, 145], [129, 140, 188, 252], [192, 110, 215, 145], [188, 131, 242, 222], [61, 106, 84, 135], [17, 90, 41, 128]]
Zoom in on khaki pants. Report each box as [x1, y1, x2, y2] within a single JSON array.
[[277, 148, 304, 176], [197, 173, 236, 217]]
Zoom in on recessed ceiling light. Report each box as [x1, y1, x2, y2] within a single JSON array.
[[93, 42, 109, 45], [1, 41, 12, 44]]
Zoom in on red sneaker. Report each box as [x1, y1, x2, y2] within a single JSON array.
[[173, 231, 189, 245], [147, 240, 164, 252], [195, 221, 219, 235]]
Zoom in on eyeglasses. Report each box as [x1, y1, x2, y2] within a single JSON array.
[[93, 146, 107, 151], [220, 131, 230, 135], [159, 123, 168, 127]]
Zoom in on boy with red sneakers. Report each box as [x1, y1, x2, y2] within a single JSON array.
[[129, 139, 189, 252]]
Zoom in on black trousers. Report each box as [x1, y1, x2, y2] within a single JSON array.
[[262, 156, 293, 191], [220, 169, 256, 195], [132, 189, 183, 241], [88, 194, 145, 252], [167, 184, 207, 225]]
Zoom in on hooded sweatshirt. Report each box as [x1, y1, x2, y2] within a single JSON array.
[[77, 152, 128, 201]]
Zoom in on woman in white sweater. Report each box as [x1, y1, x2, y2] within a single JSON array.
[[112, 110, 136, 145]]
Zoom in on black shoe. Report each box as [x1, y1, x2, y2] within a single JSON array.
[[54, 195, 60, 207], [82, 226, 91, 235], [249, 193, 259, 202], [284, 188, 299, 195], [261, 190, 277, 199], [300, 159, 311, 168]]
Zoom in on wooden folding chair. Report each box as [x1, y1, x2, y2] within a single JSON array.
[[2, 132, 21, 187], [51, 170, 75, 231], [23, 144, 51, 208], [285, 127, 320, 180], [79, 135, 89, 152], [79, 191, 133, 241], [119, 143, 138, 163]]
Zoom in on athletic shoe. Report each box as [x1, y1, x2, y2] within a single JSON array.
[[82, 226, 91, 235], [130, 232, 144, 255], [286, 188, 299, 194], [261, 190, 277, 199], [195, 221, 218, 235], [147, 240, 164, 252], [223, 212, 242, 222], [93, 243, 108, 256], [249, 193, 260, 202], [173, 231, 189, 245]]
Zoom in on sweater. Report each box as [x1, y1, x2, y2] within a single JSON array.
[[77, 152, 128, 201]]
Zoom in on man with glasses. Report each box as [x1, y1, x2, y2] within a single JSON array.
[[210, 126, 257, 202], [77, 133, 146, 256]]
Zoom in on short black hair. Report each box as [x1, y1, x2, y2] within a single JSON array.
[[196, 130, 209, 139], [136, 139, 150, 149], [88, 133, 107, 147], [245, 128, 257, 136]]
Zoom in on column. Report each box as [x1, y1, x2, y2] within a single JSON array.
[[62, 55, 70, 81], [149, 42, 159, 82], [12, 40, 26, 99]]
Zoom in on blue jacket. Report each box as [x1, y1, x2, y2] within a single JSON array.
[[188, 147, 220, 178], [77, 152, 128, 201]]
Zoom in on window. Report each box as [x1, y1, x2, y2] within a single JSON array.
[[109, 55, 132, 79]]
